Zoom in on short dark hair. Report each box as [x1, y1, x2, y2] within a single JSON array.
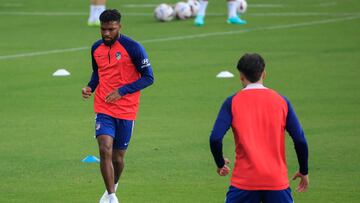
[[100, 9, 121, 23], [237, 53, 265, 83]]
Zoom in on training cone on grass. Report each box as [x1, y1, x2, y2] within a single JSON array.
[[53, 69, 71, 77], [216, 71, 234, 78], [82, 155, 100, 163]]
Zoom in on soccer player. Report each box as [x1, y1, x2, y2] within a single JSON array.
[[82, 9, 154, 203], [194, 0, 247, 26], [209, 53, 309, 202], [88, 0, 107, 26]]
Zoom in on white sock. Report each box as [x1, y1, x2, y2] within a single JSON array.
[[108, 193, 118, 202], [100, 184, 117, 201], [95, 5, 106, 21], [197, 0, 208, 17], [227, 1, 238, 18], [88, 5, 97, 22]]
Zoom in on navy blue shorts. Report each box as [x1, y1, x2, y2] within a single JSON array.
[[95, 113, 134, 150], [225, 186, 293, 203]]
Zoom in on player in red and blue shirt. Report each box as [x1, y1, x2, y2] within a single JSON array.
[[210, 53, 309, 203], [82, 9, 154, 203]]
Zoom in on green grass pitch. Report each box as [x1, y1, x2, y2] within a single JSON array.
[[0, 0, 359, 202]]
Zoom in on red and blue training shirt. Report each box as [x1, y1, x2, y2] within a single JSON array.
[[87, 35, 154, 120], [210, 84, 308, 190]]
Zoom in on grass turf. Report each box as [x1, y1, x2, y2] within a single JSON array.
[[0, 0, 359, 202]]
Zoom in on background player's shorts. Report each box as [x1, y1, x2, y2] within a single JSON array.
[[225, 186, 293, 203], [95, 113, 134, 150]]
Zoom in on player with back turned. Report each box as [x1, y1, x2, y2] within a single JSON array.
[[210, 53, 309, 203], [82, 9, 154, 203]]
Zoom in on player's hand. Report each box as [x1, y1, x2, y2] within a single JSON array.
[[82, 87, 92, 99], [105, 89, 122, 103], [292, 171, 309, 192], [217, 158, 231, 176]]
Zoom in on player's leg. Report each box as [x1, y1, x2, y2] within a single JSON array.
[[113, 149, 126, 184], [194, 0, 208, 26], [95, 113, 117, 203], [97, 135, 115, 194], [88, 0, 96, 25], [99, 119, 134, 202], [94, 0, 106, 25], [227, 0, 247, 24], [88, 0, 106, 26], [225, 186, 260, 203], [262, 188, 293, 203], [113, 119, 134, 183]]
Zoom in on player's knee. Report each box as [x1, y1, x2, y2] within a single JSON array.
[[113, 156, 124, 166], [99, 144, 112, 159]]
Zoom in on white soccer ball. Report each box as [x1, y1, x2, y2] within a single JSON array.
[[187, 0, 200, 17], [174, 2, 192, 20], [154, 3, 175, 22], [236, 0, 248, 14]]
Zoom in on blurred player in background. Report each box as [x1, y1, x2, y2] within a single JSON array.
[[82, 9, 154, 203], [88, 0, 107, 26], [194, 0, 247, 26], [209, 53, 309, 202]]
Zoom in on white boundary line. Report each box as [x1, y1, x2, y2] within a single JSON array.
[[141, 15, 360, 43], [248, 12, 360, 17], [0, 47, 88, 60], [0, 15, 359, 61], [3, 3, 23, 8], [125, 12, 360, 17], [0, 11, 359, 17], [0, 11, 88, 16], [123, 3, 338, 8], [249, 4, 285, 8], [316, 2, 337, 7], [123, 3, 286, 8], [123, 4, 158, 8]]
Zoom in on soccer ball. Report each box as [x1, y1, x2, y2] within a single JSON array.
[[187, 0, 200, 17], [174, 2, 192, 20], [236, 0, 248, 14], [154, 3, 175, 22]]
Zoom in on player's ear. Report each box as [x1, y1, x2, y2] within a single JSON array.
[[262, 70, 266, 81], [240, 72, 246, 86]]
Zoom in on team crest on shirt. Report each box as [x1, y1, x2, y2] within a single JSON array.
[[96, 123, 101, 130], [115, 52, 121, 60]]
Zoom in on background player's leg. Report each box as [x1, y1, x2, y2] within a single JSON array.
[[94, 0, 106, 21], [227, 0, 238, 19], [97, 134, 115, 194], [194, 0, 208, 26], [113, 149, 126, 184], [227, 0, 247, 24], [88, 0, 106, 26]]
